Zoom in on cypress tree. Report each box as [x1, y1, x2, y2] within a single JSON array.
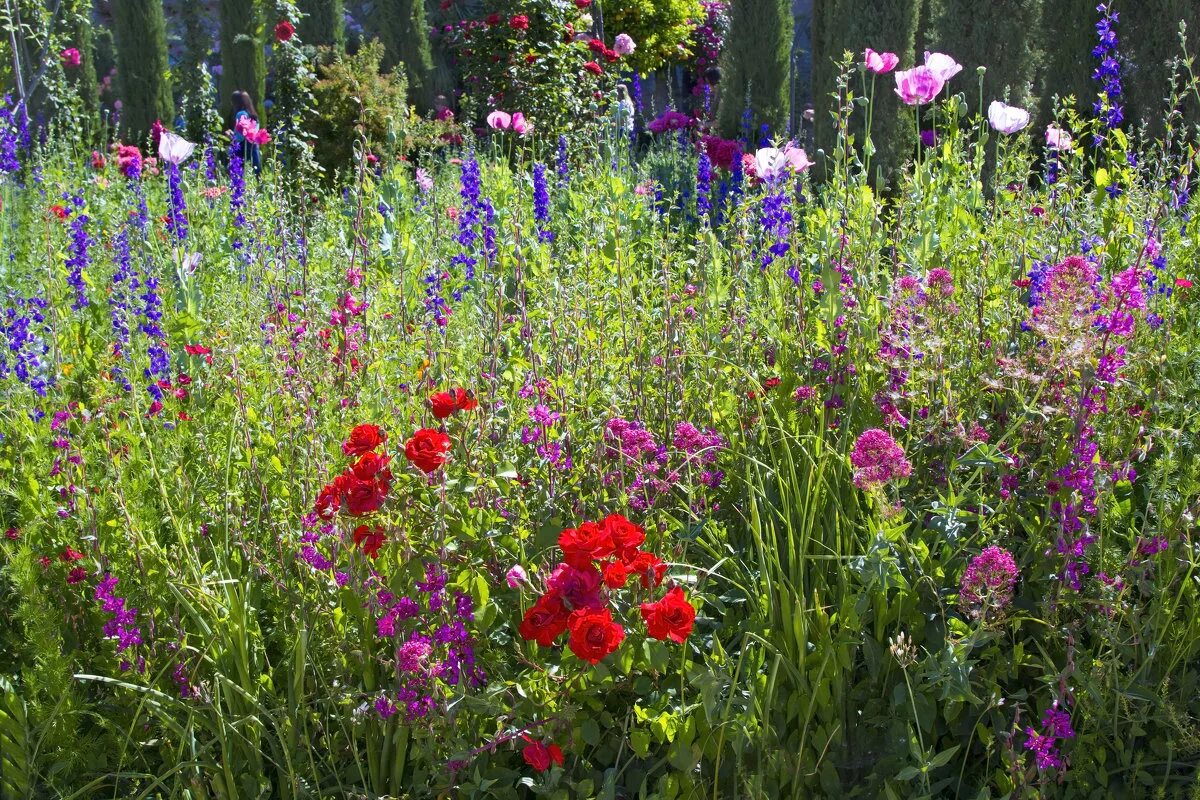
[[220, 0, 267, 120], [812, 0, 920, 182], [927, 0, 1044, 113], [1119, 1, 1200, 131], [378, 0, 434, 111], [1037, 0, 1094, 121], [717, 0, 793, 140], [111, 0, 173, 140], [181, 0, 220, 139], [298, 0, 345, 49]]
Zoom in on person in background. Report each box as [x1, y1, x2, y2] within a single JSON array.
[[433, 95, 455, 122], [612, 84, 635, 137], [230, 91, 262, 176]]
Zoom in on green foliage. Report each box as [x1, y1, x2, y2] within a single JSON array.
[[270, 0, 321, 179], [717, 0, 792, 138], [378, 0, 434, 111], [4, 31, 1200, 800], [110, 0, 173, 139], [219, 0, 266, 120], [600, 0, 704, 75], [310, 40, 408, 178], [298, 0, 345, 49]]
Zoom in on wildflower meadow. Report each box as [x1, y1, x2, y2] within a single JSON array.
[[1, 1, 1200, 798]]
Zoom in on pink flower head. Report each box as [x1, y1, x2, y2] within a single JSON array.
[[959, 545, 1019, 613], [613, 33, 636, 56], [987, 101, 1030, 134], [923, 51, 962, 81], [236, 116, 271, 145], [784, 143, 813, 173], [60, 48, 81, 68], [486, 110, 512, 130], [157, 131, 196, 166], [850, 428, 913, 489], [863, 48, 898, 74], [506, 565, 528, 588], [1045, 125, 1072, 150], [894, 66, 944, 106], [511, 112, 532, 135], [415, 168, 434, 192]]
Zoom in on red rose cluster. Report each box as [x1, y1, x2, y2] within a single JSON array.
[[518, 514, 696, 664], [314, 425, 394, 550], [586, 37, 620, 63]]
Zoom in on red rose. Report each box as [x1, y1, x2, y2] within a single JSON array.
[[525, 53, 537, 64], [349, 451, 392, 483], [640, 586, 696, 643], [558, 521, 614, 568], [574, 0, 591, 7], [342, 475, 389, 516], [600, 514, 645, 559], [600, 558, 628, 589], [583, 61, 602, 76], [274, 19, 295, 42], [67, 566, 88, 584], [587, 38, 605, 53], [343, 424, 386, 457], [430, 391, 457, 419], [352, 524, 386, 558], [60, 546, 85, 562], [50, 204, 69, 220], [314, 481, 341, 519], [509, 14, 529, 30], [625, 549, 668, 588], [521, 738, 565, 772], [485, 12, 501, 25], [405, 428, 451, 473], [518, 592, 571, 646], [567, 607, 624, 664]]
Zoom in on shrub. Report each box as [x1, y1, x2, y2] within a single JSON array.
[[309, 40, 409, 178]]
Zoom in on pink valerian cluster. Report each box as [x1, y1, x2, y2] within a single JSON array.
[[604, 418, 726, 511], [850, 429, 912, 490], [959, 546, 1018, 615], [369, 564, 485, 721], [1024, 704, 1075, 771]]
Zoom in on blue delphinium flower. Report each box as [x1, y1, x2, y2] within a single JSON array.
[[760, 177, 793, 274], [110, 226, 136, 392], [64, 191, 93, 310], [0, 94, 21, 174], [533, 162, 554, 243], [556, 135, 569, 186], [166, 161, 188, 242], [1091, 3, 1123, 139], [696, 152, 712, 223]]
